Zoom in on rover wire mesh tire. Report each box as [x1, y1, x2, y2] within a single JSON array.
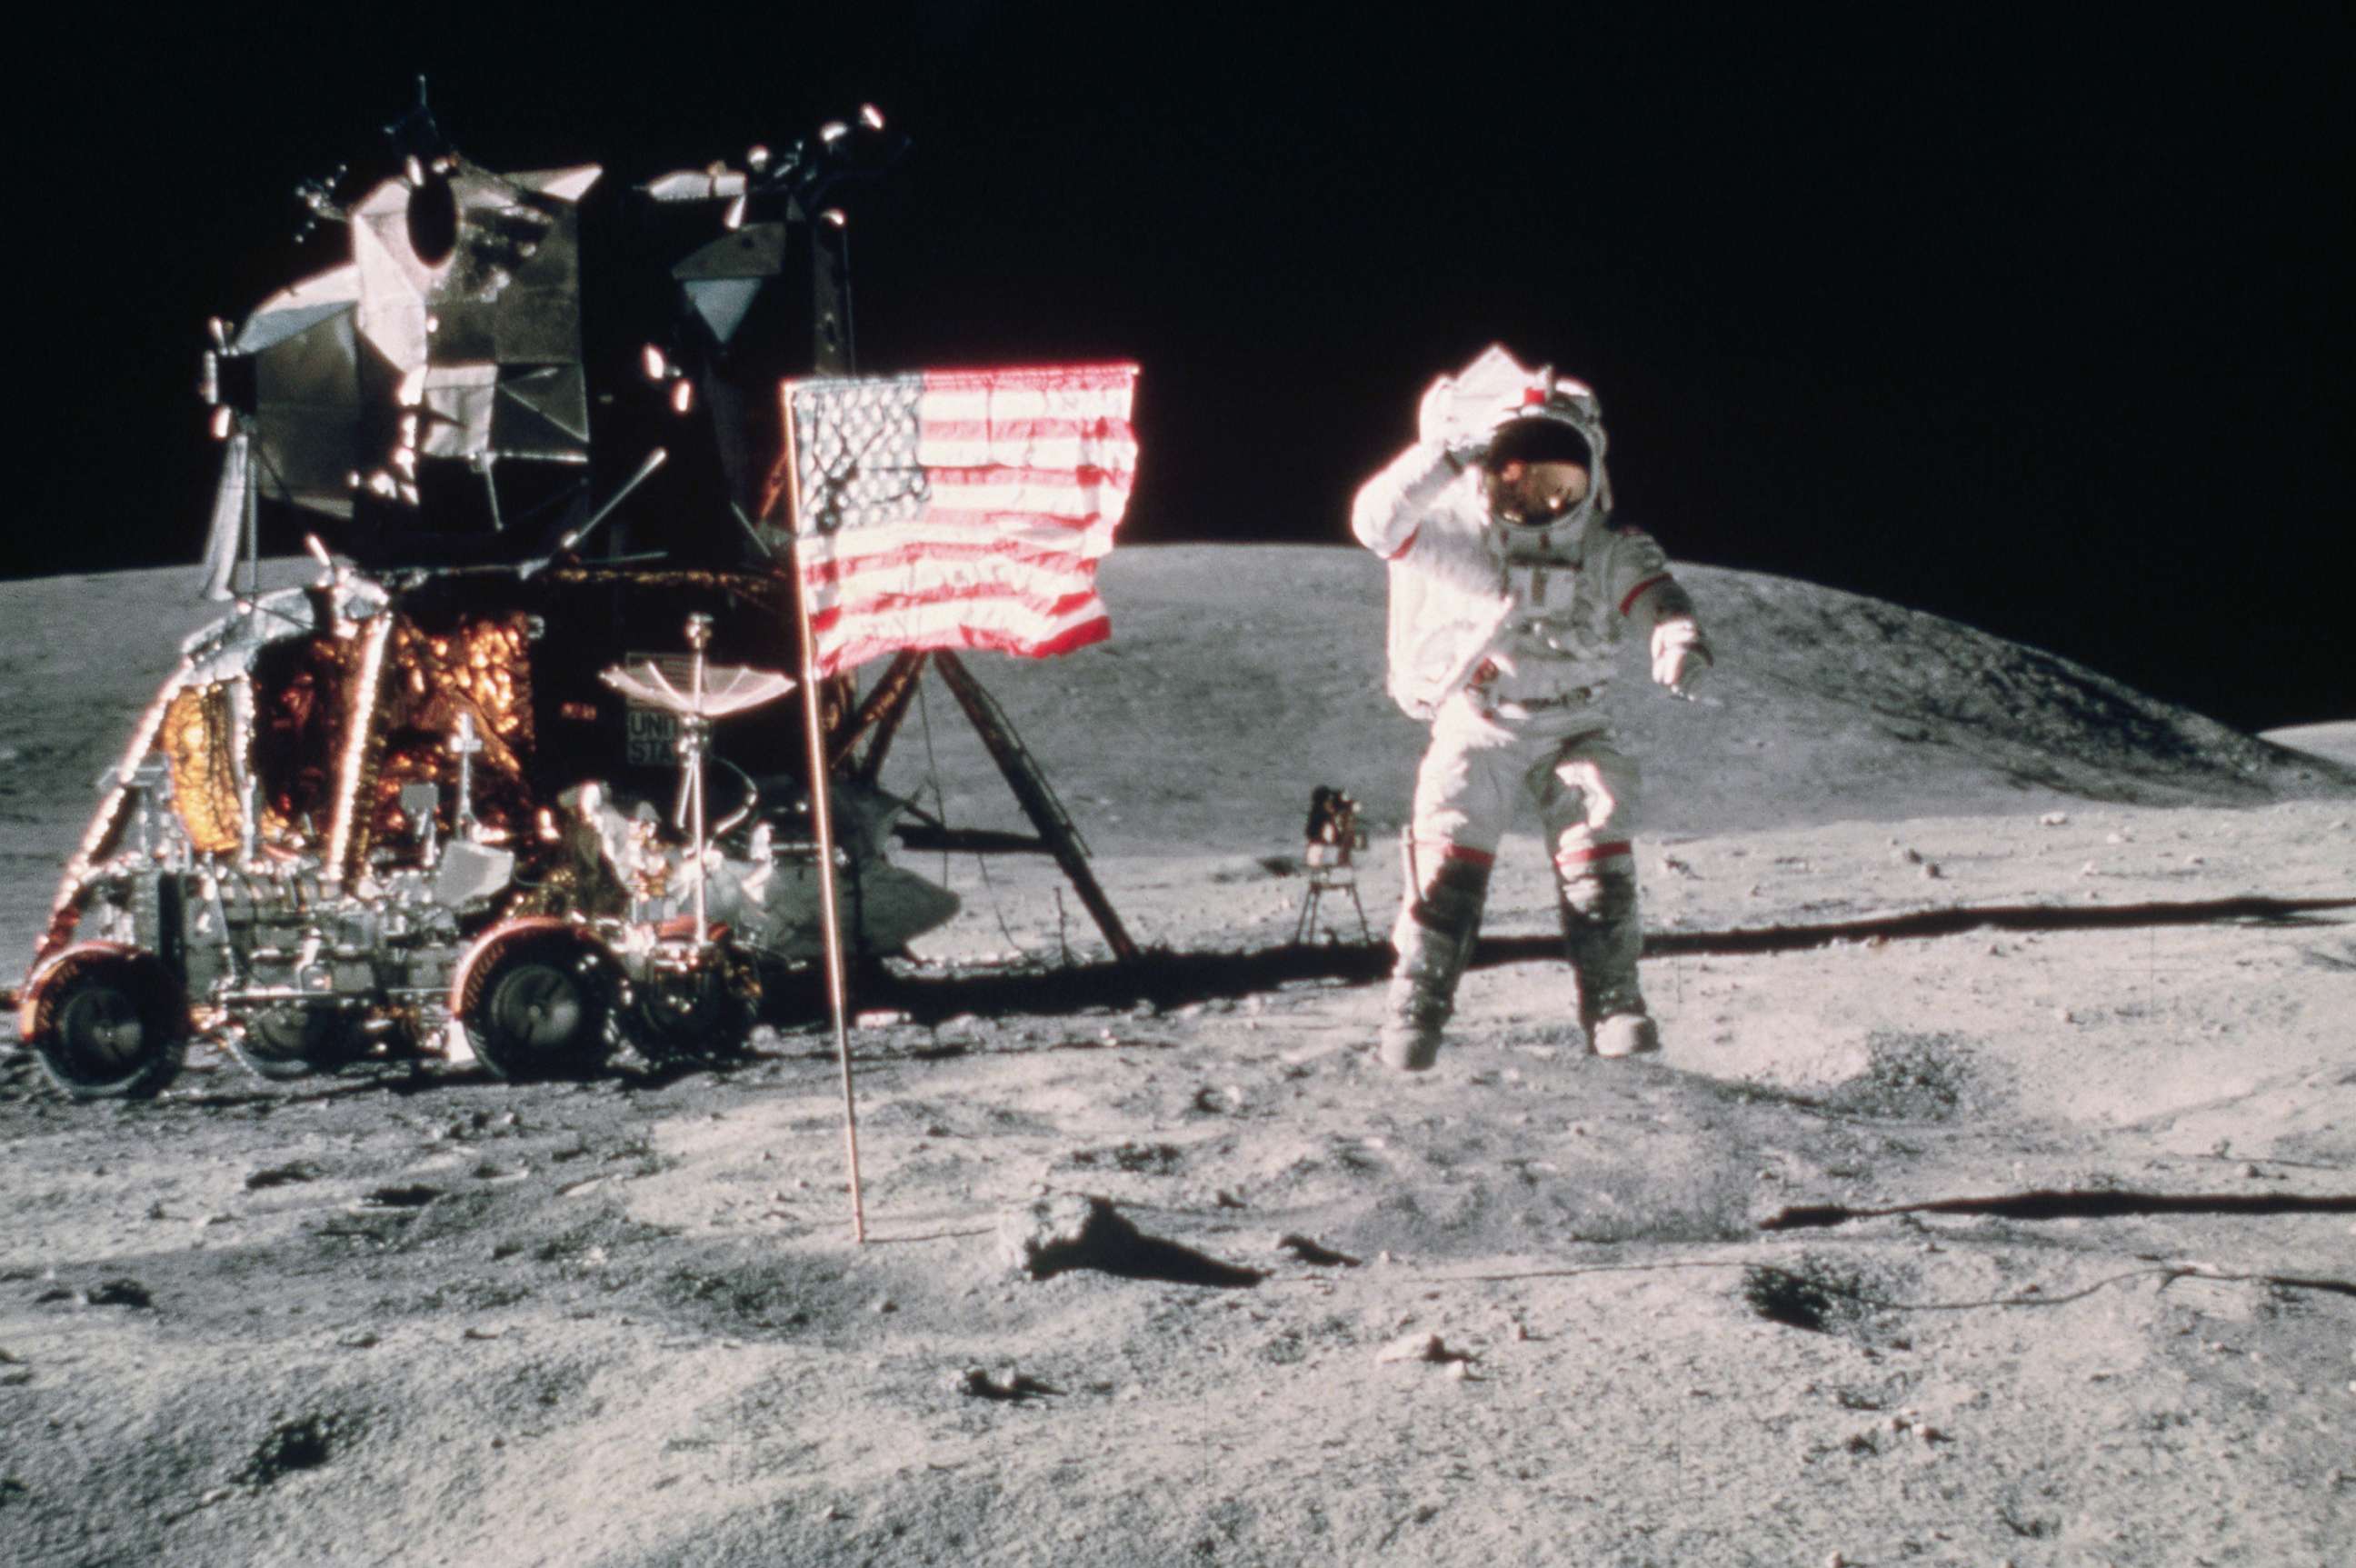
[[28, 950, 189, 1100], [458, 934, 613, 1083], [228, 1004, 367, 1082], [626, 952, 760, 1068]]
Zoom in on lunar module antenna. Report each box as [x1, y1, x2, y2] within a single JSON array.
[[292, 77, 440, 242], [382, 75, 451, 162], [291, 164, 350, 241]]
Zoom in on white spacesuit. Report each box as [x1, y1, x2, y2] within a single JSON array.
[[1353, 349, 1712, 1071]]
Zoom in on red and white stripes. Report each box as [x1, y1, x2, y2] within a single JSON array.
[[782, 365, 1139, 678]]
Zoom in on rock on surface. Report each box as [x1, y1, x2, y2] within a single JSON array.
[[996, 1193, 1141, 1279]]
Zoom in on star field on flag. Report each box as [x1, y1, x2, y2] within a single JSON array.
[[773, 365, 1140, 678]]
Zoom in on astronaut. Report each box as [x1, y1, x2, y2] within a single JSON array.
[[1352, 349, 1712, 1071]]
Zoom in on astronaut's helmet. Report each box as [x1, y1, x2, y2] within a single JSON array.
[[1479, 380, 1610, 544]]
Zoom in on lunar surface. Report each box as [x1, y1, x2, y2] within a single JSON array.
[[2, 544, 2351, 1566]]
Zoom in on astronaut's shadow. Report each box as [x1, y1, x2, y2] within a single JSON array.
[[839, 890, 2351, 1025]]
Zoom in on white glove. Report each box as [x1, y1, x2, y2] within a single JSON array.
[[1652, 618, 1712, 700], [1416, 374, 1491, 467]]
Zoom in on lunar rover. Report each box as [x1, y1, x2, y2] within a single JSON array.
[[15, 558, 963, 1096], [13, 97, 990, 1095]]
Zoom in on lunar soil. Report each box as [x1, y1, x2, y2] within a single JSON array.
[[1, 546, 2351, 1567]]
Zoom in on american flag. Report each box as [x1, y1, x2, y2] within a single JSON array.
[[774, 365, 1140, 679]]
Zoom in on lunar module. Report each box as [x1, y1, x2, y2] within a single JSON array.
[[14, 99, 983, 1095]]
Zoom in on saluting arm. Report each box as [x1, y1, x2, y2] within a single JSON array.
[[1351, 442, 1463, 560]]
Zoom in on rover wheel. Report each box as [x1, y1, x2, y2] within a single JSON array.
[[460, 934, 613, 1082], [229, 1004, 367, 1082], [29, 950, 188, 1100], [627, 955, 759, 1067]]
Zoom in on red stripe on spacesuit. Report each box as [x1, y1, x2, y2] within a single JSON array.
[[1416, 840, 1495, 868], [1618, 574, 1670, 615], [1383, 527, 1420, 562], [1555, 840, 1632, 868]]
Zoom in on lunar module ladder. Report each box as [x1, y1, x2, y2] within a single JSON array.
[[830, 648, 1137, 962]]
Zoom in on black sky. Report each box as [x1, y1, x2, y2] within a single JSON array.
[[14, 5, 2350, 731]]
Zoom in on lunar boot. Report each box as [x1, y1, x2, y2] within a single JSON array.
[[1382, 844, 1491, 1072], [1558, 862, 1657, 1056]]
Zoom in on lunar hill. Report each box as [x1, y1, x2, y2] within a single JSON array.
[[881, 544, 2352, 856]]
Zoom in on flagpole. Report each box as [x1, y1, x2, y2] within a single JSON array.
[[779, 408, 868, 1245]]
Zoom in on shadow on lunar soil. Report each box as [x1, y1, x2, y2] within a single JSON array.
[[845, 893, 2356, 1024], [1760, 1188, 2356, 1236], [1027, 1226, 1266, 1290]]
